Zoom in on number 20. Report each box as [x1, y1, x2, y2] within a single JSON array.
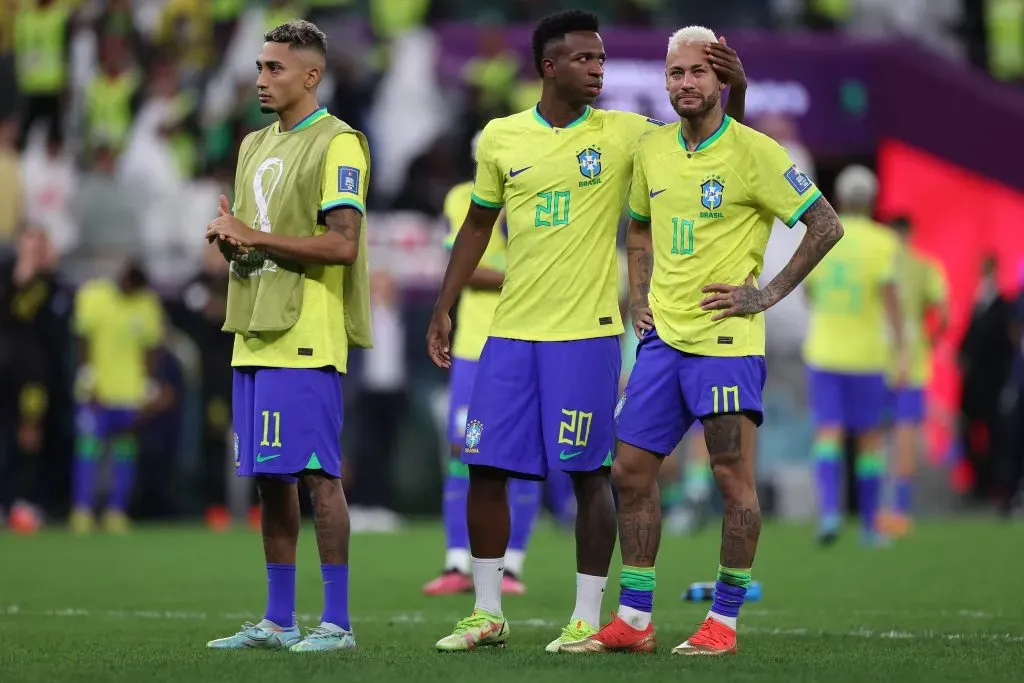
[[535, 191, 571, 227]]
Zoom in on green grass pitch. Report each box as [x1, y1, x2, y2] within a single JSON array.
[[1, 519, 1022, 682]]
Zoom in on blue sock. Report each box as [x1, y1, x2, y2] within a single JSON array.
[[507, 478, 541, 553], [711, 566, 750, 624], [813, 437, 842, 524], [108, 437, 137, 511], [443, 460, 470, 557], [894, 477, 912, 515], [618, 566, 656, 624], [321, 564, 350, 630], [264, 563, 296, 627], [856, 452, 885, 533]]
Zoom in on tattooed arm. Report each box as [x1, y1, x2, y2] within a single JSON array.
[[252, 207, 362, 265], [626, 218, 655, 338], [700, 195, 844, 320]]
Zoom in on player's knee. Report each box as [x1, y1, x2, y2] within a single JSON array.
[[611, 455, 652, 493], [709, 457, 751, 501], [857, 429, 883, 452], [815, 426, 843, 443]]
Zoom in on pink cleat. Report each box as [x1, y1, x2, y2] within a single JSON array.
[[501, 573, 527, 595], [423, 570, 473, 596]]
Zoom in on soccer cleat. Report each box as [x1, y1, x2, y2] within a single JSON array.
[[422, 570, 473, 596], [8, 502, 42, 534], [560, 613, 655, 653], [207, 620, 302, 649], [102, 509, 130, 534], [876, 511, 912, 538], [672, 617, 737, 655], [817, 514, 840, 547], [435, 610, 509, 651], [290, 624, 356, 652], [70, 508, 94, 535], [544, 618, 598, 653], [501, 573, 527, 595]]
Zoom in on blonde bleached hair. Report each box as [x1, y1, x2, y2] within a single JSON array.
[[667, 25, 718, 52]]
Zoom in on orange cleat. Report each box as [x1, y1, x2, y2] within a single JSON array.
[[422, 570, 474, 596], [875, 511, 912, 538], [559, 613, 655, 653], [8, 502, 42, 535], [672, 617, 738, 655], [205, 506, 231, 531]]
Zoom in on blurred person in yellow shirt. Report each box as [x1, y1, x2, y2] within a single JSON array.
[[876, 216, 948, 536], [803, 165, 905, 547], [0, 116, 21, 244], [69, 260, 165, 534], [83, 35, 140, 153]]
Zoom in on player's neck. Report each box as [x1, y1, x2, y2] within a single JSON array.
[[278, 99, 322, 133], [536, 93, 589, 129], [679, 108, 725, 152]]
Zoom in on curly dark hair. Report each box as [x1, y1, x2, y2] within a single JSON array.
[[264, 20, 327, 57], [531, 10, 599, 77]]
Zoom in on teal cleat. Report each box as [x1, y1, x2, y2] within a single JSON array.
[[290, 624, 357, 652], [206, 620, 301, 649]]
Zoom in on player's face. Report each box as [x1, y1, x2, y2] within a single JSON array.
[[256, 42, 319, 114], [546, 31, 606, 106], [665, 43, 725, 119]]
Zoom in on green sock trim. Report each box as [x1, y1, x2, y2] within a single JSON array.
[[75, 435, 103, 460], [447, 459, 470, 478], [856, 451, 886, 477], [621, 566, 656, 591], [110, 436, 137, 461], [812, 438, 842, 461], [717, 565, 752, 588], [661, 482, 685, 507]]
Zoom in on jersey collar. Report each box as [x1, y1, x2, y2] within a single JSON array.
[[275, 106, 329, 133], [677, 114, 732, 153], [532, 104, 592, 130]]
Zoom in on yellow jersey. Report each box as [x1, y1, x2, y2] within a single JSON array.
[[889, 244, 947, 386], [471, 105, 664, 341], [444, 180, 507, 361], [804, 215, 899, 373], [627, 115, 822, 357], [73, 280, 163, 408], [231, 111, 368, 373]]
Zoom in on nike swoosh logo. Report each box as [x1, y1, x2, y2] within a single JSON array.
[[559, 450, 583, 461], [509, 166, 532, 177], [256, 453, 282, 463], [650, 189, 666, 198]]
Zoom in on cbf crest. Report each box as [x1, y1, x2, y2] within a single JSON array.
[[577, 146, 603, 187], [465, 419, 484, 453], [699, 174, 725, 219]]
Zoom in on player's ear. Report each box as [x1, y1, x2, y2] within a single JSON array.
[[306, 65, 322, 90]]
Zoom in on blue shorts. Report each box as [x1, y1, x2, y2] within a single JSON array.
[[76, 405, 138, 438], [615, 328, 766, 456], [888, 386, 926, 424], [807, 367, 887, 433], [462, 336, 621, 480], [447, 358, 478, 444], [232, 367, 344, 482]]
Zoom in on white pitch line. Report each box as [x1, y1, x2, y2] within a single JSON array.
[[1, 606, 1021, 642]]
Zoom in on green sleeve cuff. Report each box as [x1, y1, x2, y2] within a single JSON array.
[[470, 193, 503, 209], [628, 208, 651, 222], [322, 198, 365, 215], [785, 189, 822, 228]]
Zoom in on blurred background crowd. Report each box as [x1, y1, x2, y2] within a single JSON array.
[[1, 0, 1024, 534]]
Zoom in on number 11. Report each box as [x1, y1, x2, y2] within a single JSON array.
[[260, 410, 282, 447]]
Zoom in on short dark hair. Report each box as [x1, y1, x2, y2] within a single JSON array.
[[264, 20, 327, 57], [531, 10, 599, 77]]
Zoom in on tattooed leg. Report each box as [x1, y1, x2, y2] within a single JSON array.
[[301, 472, 352, 630], [610, 441, 663, 630], [697, 413, 759, 633], [256, 477, 300, 626]]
